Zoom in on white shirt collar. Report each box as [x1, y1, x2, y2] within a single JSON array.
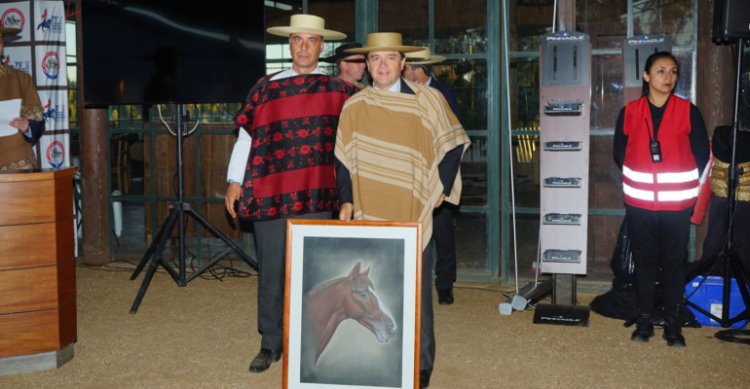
[[271, 66, 327, 81], [389, 78, 402, 92]]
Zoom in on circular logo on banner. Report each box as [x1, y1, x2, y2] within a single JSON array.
[[46, 140, 65, 168], [41, 51, 60, 80], [1, 8, 25, 30]]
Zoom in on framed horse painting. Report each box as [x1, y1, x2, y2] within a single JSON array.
[[283, 219, 422, 389]]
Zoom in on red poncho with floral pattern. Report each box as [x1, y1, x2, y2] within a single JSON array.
[[234, 74, 356, 221]]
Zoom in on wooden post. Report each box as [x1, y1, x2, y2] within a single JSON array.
[[79, 109, 110, 265], [77, 0, 110, 265]]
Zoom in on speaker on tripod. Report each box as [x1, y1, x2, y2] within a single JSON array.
[[685, 6, 750, 337], [129, 104, 258, 313]]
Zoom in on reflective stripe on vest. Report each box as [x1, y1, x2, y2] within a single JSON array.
[[623, 166, 699, 203], [623, 166, 699, 184], [623, 183, 699, 202]]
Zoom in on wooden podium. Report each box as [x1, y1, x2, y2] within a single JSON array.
[[0, 168, 77, 376]]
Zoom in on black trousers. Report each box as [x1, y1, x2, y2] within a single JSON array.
[[421, 240, 436, 374], [698, 197, 750, 272], [432, 203, 457, 291], [252, 211, 331, 351], [625, 205, 692, 318]]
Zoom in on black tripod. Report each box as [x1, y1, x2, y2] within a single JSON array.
[[685, 39, 750, 331], [130, 104, 257, 313]]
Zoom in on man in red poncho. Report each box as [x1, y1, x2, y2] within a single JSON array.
[[224, 14, 357, 373]]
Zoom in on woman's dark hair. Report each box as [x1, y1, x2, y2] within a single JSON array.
[[641, 51, 679, 96]]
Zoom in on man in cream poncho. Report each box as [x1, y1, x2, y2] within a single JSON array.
[[334, 32, 470, 389]]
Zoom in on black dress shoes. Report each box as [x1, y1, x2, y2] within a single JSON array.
[[437, 287, 454, 305], [630, 314, 654, 342], [663, 319, 686, 347], [248, 348, 282, 373]]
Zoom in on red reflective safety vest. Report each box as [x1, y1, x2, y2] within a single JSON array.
[[622, 95, 699, 211]]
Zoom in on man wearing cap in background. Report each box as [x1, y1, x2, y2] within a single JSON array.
[[403, 48, 461, 306], [322, 42, 367, 89], [224, 14, 356, 374], [0, 27, 45, 170], [335, 32, 470, 388]]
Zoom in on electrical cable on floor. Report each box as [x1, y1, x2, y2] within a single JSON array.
[[187, 243, 254, 280], [76, 253, 254, 280], [715, 329, 750, 345]]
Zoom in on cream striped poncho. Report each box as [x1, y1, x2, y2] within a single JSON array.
[[335, 80, 471, 248]]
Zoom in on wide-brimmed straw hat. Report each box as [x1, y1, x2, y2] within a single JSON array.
[[345, 32, 423, 54], [266, 14, 346, 40], [321, 42, 364, 63], [405, 48, 446, 65]]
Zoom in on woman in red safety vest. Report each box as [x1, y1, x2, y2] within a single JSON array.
[[613, 51, 710, 347]]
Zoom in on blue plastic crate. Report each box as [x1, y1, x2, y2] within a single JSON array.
[[685, 276, 749, 328]]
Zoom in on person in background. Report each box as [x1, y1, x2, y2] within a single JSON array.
[[335, 32, 471, 388], [613, 51, 709, 347], [695, 126, 750, 273], [403, 47, 461, 305], [0, 27, 45, 170], [224, 14, 356, 373], [403, 48, 459, 117], [321, 41, 367, 89]]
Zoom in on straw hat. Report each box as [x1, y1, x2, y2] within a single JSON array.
[[345, 32, 423, 54], [266, 14, 346, 40], [405, 48, 446, 65]]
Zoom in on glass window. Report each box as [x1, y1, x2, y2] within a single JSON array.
[[379, 0, 428, 44], [461, 135, 488, 206], [576, 1, 628, 50], [630, 1, 696, 46], [264, 1, 304, 45], [440, 59, 487, 131], [455, 212, 489, 272], [590, 54, 624, 132], [310, 1, 357, 39], [511, 0, 696, 130], [435, 0, 487, 54]]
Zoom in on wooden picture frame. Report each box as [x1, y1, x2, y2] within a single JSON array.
[[283, 219, 422, 389]]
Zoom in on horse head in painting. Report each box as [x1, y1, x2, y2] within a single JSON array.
[[303, 262, 397, 363]]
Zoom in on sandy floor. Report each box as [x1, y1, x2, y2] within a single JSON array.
[[1, 264, 748, 388]]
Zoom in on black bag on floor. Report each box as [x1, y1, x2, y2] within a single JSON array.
[[591, 219, 638, 321], [611, 219, 635, 290]]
